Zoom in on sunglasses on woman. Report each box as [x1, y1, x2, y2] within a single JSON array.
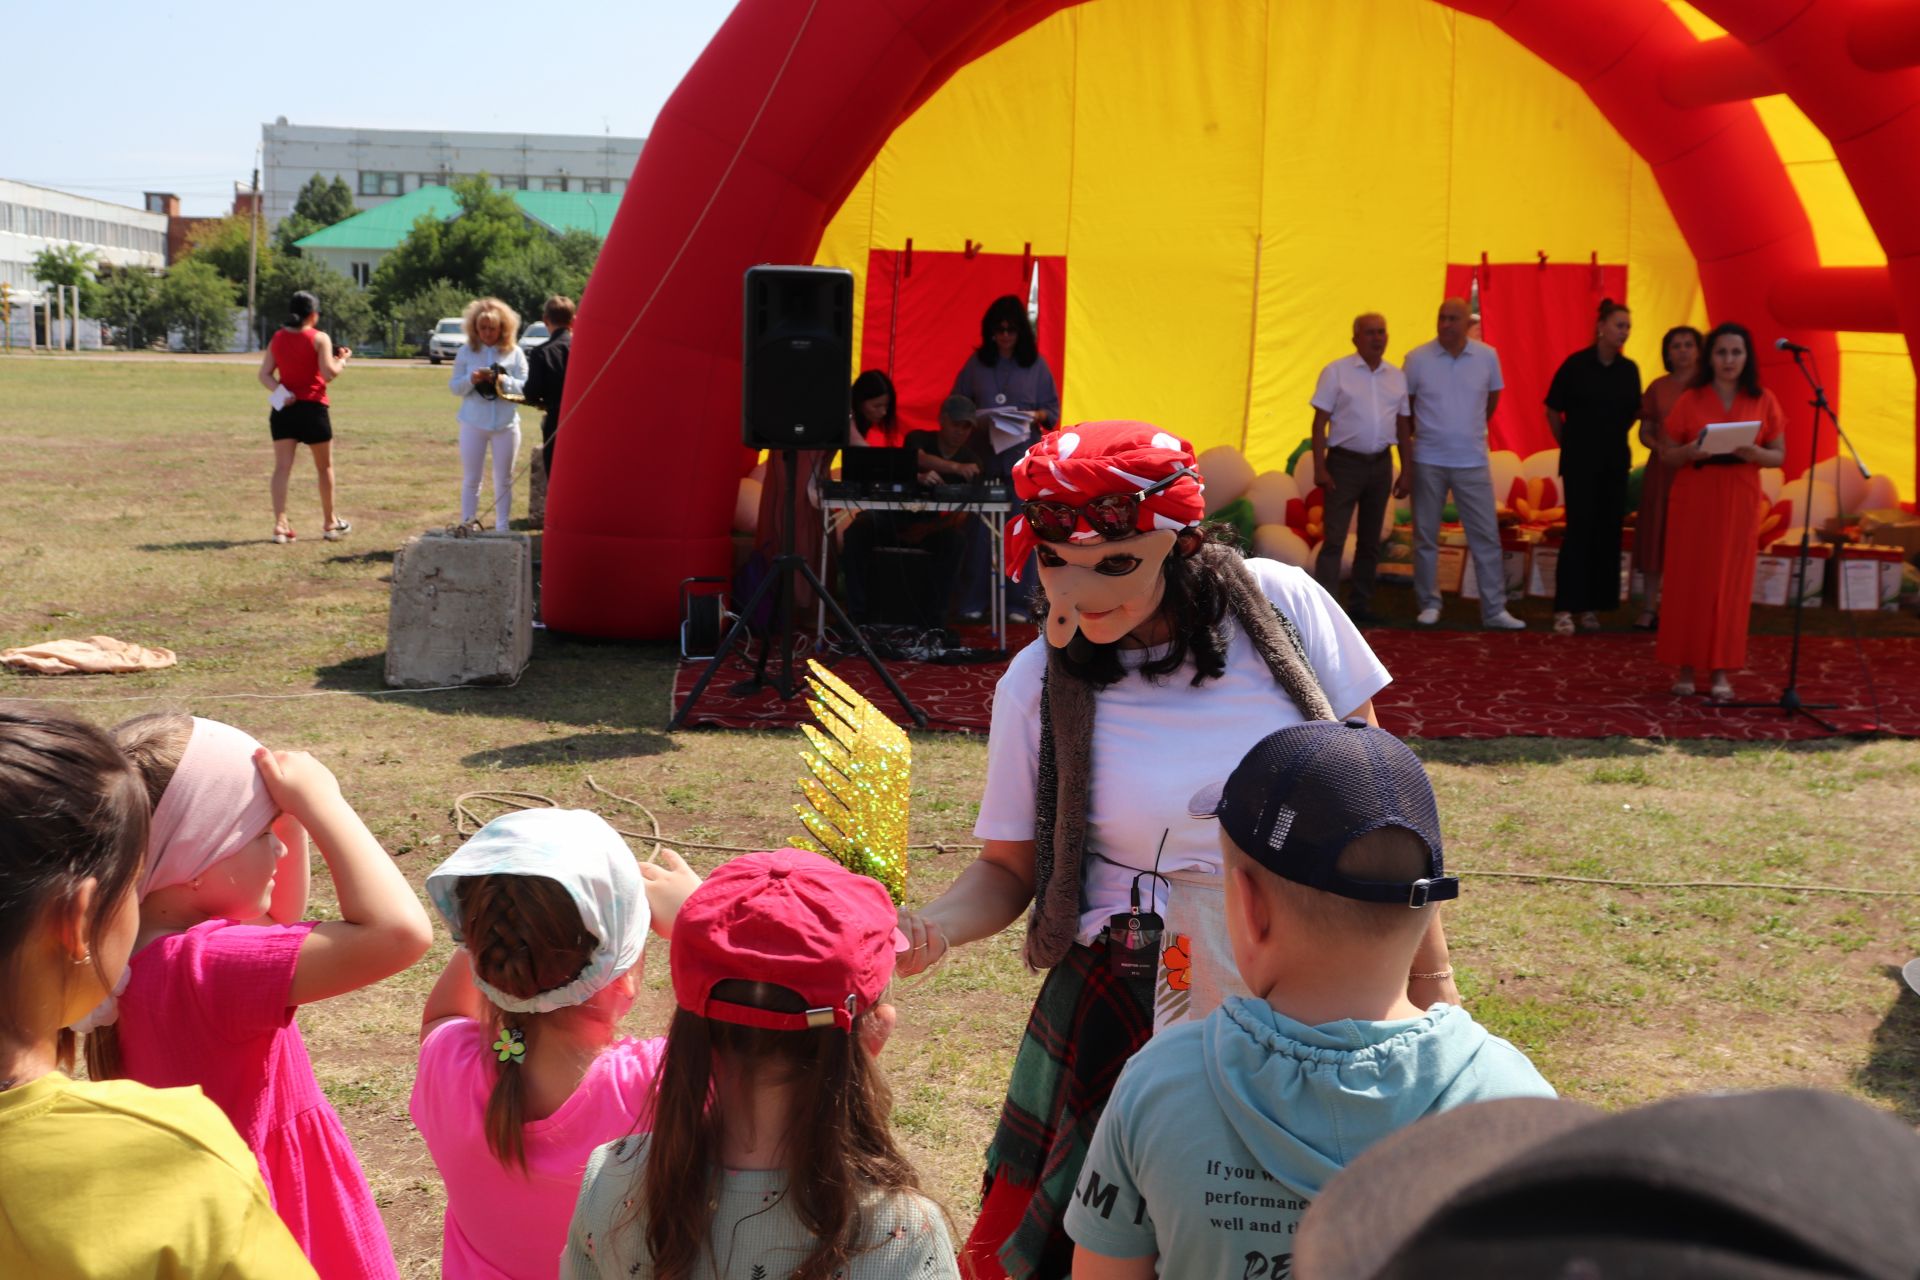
[[1022, 465, 1198, 542]]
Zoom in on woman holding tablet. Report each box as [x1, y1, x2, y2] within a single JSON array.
[[1654, 322, 1787, 700]]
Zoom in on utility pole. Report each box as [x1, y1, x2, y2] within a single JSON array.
[[245, 166, 261, 351]]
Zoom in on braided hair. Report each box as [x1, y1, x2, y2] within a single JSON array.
[[455, 874, 598, 1171]]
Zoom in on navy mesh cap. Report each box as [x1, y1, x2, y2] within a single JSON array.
[[1188, 719, 1456, 907]]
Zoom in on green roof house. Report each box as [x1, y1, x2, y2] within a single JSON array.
[[295, 186, 618, 286]]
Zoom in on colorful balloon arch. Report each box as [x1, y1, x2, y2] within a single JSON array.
[[543, 0, 1920, 639]]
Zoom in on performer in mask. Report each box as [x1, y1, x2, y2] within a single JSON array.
[[895, 422, 1454, 1280]]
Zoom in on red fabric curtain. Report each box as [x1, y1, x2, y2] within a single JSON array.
[[1443, 261, 1628, 457], [861, 248, 1067, 432]]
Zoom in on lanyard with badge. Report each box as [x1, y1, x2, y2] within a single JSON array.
[[1107, 830, 1172, 980]]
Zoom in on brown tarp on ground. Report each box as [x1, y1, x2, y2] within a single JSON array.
[[1, 635, 178, 675]]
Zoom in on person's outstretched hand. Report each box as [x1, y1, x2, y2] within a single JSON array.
[[894, 907, 950, 977], [640, 848, 701, 939]]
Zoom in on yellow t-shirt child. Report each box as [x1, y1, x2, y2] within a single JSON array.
[[0, 1072, 318, 1278]]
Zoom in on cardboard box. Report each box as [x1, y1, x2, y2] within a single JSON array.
[[1462, 541, 1529, 601], [1526, 545, 1558, 598], [1762, 541, 1829, 607], [1837, 544, 1902, 610], [1861, 518, 1920, 563]]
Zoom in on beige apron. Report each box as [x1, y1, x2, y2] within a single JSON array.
[[1153, 868, 1250, 1032]]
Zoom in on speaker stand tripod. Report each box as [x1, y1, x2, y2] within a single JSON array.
[[1719, 346, 1875, 733], [670, 447, 926, 730]]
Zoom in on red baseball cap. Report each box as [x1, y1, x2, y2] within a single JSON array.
[[670, 849, 908, 1032]]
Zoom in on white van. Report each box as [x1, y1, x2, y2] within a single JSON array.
[[427, 317, 466, 364]]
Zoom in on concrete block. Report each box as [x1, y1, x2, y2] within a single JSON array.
[[386, 531, 533, 688]]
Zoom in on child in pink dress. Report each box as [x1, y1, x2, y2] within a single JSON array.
[[412, 809, 700, 1280], [87, 714, 434, 1280]]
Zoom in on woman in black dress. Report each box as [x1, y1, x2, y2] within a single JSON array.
[[1544, 298, 1642, 634]]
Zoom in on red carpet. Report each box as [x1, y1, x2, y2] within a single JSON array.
[[671, 631, 1920, 740]]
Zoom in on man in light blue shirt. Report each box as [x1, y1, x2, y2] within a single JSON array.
[[1402, 298, 1526, 629]]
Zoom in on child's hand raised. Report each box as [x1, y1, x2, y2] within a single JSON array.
[[253, 748, 344, 823], [640, 848, 701, 939]]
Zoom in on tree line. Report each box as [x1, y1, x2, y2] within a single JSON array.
[[33, 174, 602, 353]]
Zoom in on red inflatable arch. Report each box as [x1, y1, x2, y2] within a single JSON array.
[[544, 0, 1920, 639]]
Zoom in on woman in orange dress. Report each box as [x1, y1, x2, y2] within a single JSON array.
[[1655, 322, 1788, 700], [1633, 325, 1702, 629]]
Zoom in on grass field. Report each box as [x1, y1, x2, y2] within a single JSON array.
[[4, 352, 1919, 1276]]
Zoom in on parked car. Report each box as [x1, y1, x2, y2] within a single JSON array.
[[427, 317, 465, 364], [519, 321, 550, 353]]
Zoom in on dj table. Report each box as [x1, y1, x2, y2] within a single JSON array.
[[817, 487, 1013, 646]]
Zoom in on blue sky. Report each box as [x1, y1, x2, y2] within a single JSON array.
[[13, 1, 739, 215]]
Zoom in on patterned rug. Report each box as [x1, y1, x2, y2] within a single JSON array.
[[670, 629, 1920, 740]]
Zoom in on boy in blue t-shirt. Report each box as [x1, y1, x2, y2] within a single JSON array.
[[1064, 720, 1554, 1280]]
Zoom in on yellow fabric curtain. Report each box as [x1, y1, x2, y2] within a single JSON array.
[[816, 0, 1909, 496]]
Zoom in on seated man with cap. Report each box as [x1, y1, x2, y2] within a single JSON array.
[[841, 394, 986, 630], [1064, 720, 1554, 1280]]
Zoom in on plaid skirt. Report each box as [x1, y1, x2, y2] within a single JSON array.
[[967, 939, 1154, 1280]]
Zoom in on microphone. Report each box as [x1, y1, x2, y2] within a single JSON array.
[[1775, 337, 1812, 354]]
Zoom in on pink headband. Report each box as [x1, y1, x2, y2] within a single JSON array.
[[139, 718, 280, 898]]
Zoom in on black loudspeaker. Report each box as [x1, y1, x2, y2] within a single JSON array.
[[742, 265, 854, 448]]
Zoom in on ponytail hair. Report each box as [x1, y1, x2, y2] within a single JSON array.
[[1596, 296, 1629, 326], [455, 874, 598, 1172], [0, 702, 150, 1075], [83, 710, 194, 1079], [635, 981, 928, 1280], [287, 290, 319, 329]]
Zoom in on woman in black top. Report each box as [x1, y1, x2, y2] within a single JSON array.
[[1544, 298, 1643, 633]]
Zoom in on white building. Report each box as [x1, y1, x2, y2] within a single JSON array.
[[0, 178, 167, 295], [262, 119, 644, 225]]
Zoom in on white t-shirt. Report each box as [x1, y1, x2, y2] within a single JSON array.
[[1311, 354, 1409, 455], [974, 558, 1391, 944]]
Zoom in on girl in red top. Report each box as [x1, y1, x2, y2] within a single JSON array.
[[1654, 322, 1788, 700], [256, 291, 351, 545]]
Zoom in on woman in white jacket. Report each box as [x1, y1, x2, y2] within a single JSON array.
[[450, 297, 530, 531]]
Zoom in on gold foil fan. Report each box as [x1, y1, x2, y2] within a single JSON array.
[[792, 660, 911, 902]]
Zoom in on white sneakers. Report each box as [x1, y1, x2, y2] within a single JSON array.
[[1484, 610, 1527, 630], [1416, 607, 1441, 626]]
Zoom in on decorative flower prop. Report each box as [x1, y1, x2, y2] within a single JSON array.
[[1162, 934, 1192, 992], [1506, 476, 1565, 525], [1755, 496, 1793, 549], [492, 1027, 526, 1064], [1284, 487, 1327, 548], [1154, 933, 1195, 1025], [793, 660, 911, 903]]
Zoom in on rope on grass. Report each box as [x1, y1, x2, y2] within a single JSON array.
[[450, 777, 983, 864], [1461, 869, 1920, 898], [11, 669, 525, 706], [445, 784, 1916, 897]]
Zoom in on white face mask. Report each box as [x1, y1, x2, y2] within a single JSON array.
[[1035, 529, 1178, 648]]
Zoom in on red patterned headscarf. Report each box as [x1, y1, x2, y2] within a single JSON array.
[[1006, 421, 1206, 578]]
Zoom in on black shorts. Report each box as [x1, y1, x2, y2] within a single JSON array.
[[269, 400, 333, 445]]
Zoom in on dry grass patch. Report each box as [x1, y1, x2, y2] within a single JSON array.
[[3, 355, 1918, 1272]]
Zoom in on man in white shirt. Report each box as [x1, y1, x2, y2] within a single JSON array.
[[1309, 312, 1410, 626], [1402, 297, 1527, 630]]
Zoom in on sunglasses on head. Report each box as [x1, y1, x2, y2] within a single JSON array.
[[1022, 465, 1198, 543]]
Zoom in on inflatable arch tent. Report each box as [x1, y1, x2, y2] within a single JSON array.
[[544, 0, 1920, 639]]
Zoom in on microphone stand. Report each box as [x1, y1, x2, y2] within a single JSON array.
[[670, 447, 926, 730], [1720, 345, 1872, 732]]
